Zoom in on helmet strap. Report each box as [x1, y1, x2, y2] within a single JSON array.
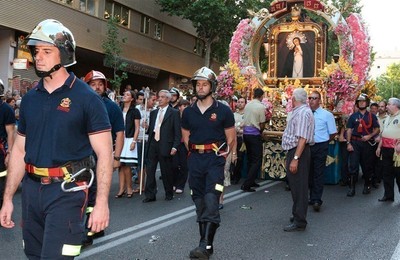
[[196, 91, 212, 101], [35, 64, 62, 79]]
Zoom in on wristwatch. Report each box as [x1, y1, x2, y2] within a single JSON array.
[[294, 155, 299, 160]]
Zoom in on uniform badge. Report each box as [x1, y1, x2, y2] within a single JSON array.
[[57, 97, 71, 112], [210, 113, 217, 121]]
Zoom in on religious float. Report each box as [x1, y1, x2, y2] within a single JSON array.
[[217, 0, 375, 182]]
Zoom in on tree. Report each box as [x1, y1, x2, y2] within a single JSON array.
[[156, 0, 269, 67], [376, 63, 400, 100], [102, 16, 128, 94]]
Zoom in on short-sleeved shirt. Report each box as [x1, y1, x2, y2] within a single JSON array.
[[313, 107, 337, 143], [181, 99, 235, 145], [346, 111, 379, 137], [243, 99, 266, 131], [282, 104, 315, 151], [0, 101, 16, 143], [381, 112, 400, 139], [103, 96, 124, 144], [18, 72, 111, 167]]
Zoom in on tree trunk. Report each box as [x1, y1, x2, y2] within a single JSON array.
[[204, 40, 212, 68]]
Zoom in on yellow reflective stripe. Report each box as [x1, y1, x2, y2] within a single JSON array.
[[211, 143, 219, 152], [62, 244, 81, 256], [190, 189, 193, 196], [86, 206, 94, 214], [0, 170, 7, 177], [215, 184, 224, 192]]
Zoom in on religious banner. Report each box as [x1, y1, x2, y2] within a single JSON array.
[[269, 1, 287, 14], [304, 0, 325, 12], [17, 35, 33, 63]]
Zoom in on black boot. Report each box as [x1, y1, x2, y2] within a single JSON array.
[[347, 176, 356, 197], [189, 222, 218, 259], [363, 179, 371, 194], [189, 222, 207, 259], [204, 222, 218, 255]]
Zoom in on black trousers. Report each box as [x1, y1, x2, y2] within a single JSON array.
[[381, 147, 400, 198], [348, 140, 375, 184], [173, 142, 188, 190], [242, 134, 263, 189], [286, 145, 310, 228], [309, 141, 329, 204], [145, 140, 175, 199]]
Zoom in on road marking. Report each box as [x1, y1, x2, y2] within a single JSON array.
[[391, 241, 400, 260], [78, 180, 278, 258]]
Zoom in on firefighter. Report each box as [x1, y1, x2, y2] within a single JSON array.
[[181, 67, 236, 259], [0, 19, 113, 259], [82, 70, 124, 247]]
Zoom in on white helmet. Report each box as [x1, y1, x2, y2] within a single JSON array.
[[191, 67, 218, 93], [26, 19, 76, 77]]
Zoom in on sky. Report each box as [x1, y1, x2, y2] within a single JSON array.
[[360, 0, 400, 55]]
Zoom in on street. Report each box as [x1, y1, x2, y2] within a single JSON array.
[[1, 171, 400, 260]]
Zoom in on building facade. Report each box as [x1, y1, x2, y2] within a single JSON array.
[[0, 0, 214, 96]]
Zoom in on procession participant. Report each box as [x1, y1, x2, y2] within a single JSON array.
[[308, 91, 337, 212], [376, 98, 400, 202], [142, 89, 181, 202], [241, 88, 266, 192], [0, 81, 16, 208], [182, 67, 235, 259], [231, 97, 246, 185], [346, 94, 380, 197], [373, 100, 388, 186], [282, 88, 314, 232], [169, 87, 180, 109], [82, 70, 124, 247], [0, 19, 113, 259]]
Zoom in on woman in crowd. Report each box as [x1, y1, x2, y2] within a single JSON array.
[[116, 90, 141, 198]]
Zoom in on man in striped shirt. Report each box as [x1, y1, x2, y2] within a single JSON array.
[[282, 88, 314, 232]]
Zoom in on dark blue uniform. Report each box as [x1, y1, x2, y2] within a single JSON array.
[[19, 73, 111, 258], [181, 100, 234, 224], [0, 101, 16, 207], [346, 110, 379, 192]]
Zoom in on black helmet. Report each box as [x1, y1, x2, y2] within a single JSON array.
[[26, 19, 76, 77], [191, 67, 217, 93]]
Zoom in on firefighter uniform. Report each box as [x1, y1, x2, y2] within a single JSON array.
[[17, 20, 111, 259]]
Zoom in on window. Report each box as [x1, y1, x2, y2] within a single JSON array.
[[154, 22, 163, 40], [79, 0, 98, 16], [140, 15, 150, 34], [104, 0, 129, 27]]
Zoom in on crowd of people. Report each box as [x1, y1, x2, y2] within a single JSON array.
[[0, 18, 399, 260]]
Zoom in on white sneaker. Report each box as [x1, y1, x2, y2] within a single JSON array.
[[175, 189, 183, 194]]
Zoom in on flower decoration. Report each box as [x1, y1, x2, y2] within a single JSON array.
[[334, 22, 354, 62], [346, 14, 371, 88], [217, 61, 246, 99], [261, 97, 274, 121], [229, 18, 255, 69], [319, 57, 358, 111]]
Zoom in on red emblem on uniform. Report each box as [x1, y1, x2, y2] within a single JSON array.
[[57, 97, 71, 112], [210, 113, 217, 121]]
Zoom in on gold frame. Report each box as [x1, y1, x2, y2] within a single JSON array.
[[268, 19, 325, 83]]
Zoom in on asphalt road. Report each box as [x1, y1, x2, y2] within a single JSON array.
[[2, 172, 400, 260]]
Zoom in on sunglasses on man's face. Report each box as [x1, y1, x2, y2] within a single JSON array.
[[308, 97, 319, 100]]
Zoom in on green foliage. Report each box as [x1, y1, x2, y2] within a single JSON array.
[[376, 63, 400, 100], [102, 16, 128, 92], [156, 0, 272, 66]]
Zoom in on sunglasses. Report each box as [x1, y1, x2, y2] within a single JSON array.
[[308, 97, 319, 100]]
